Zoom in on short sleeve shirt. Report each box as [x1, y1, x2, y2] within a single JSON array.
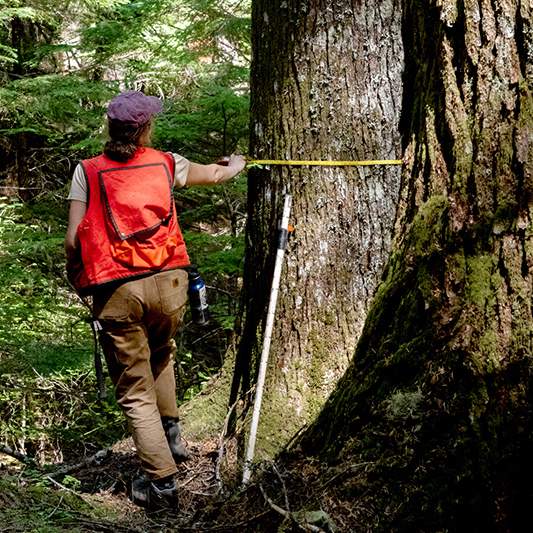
[[67, 152, 190, 202]]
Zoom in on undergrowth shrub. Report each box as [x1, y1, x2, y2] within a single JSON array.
[[0, 370, 126, 463], [0, 197, 126, 461]]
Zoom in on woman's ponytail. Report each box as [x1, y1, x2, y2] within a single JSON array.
[[104, 118, 153, 162]]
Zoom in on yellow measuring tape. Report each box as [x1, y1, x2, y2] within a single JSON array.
[[217, 156, 402, 167], [246, 158, 402, 166]]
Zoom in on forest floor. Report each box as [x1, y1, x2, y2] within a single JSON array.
[[0, 428, 360, 533], [0, 433, 245, 533]]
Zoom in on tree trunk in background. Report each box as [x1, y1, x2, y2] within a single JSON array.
[[230, 0, 403, 457], [293, 1, 533, 531], [1, 16, 45, 201], [0, 132, 31, 201]]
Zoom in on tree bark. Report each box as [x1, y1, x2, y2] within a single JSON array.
[[294, 1, 533, 531], [231, 0, 403, 457]]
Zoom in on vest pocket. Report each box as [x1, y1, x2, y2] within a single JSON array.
[[112, 234, 179, 269], [100, 161, 173, 239]]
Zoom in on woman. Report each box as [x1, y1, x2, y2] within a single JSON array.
[[64, 90, 246, 509]]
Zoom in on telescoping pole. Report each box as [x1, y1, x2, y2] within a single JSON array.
[[242, 195, 293, 485]]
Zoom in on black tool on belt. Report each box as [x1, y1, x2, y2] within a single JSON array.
[[86, 317, 107, 399]]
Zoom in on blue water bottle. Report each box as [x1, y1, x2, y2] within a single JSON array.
[[188, 265, 210, 325]]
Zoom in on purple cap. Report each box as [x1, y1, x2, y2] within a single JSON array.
[[107, 90, 163, 126]]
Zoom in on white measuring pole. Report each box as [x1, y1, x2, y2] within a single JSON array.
[[242, 194, 293, 485]]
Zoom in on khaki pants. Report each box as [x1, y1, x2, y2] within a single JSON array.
[[93, 268, 188, 480]]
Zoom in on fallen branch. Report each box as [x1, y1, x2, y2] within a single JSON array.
[[0, 444, 111, 479], [272, 462, 290, 512], [0, 443, 33, 464], [178, 471, 202, 488], [48, 495, 64, 519], [259, 485, 327, 533], [46, 449, 111, 478]]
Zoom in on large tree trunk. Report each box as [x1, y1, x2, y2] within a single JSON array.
[[230, 0, 403, 457], [290, 1, 533, 531]]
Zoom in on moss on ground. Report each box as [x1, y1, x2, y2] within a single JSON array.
[[0, 473, 120, 533], [179, 353, 236, 441]]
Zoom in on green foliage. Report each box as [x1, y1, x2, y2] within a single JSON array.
[[79, 0, 176, 74], [183, 230, 245, 275], [176, 350, 220, 403], [0, 0, 67, 78], [157, 77, 250, 160], [77, 0, 251, 96], [0, 198, 86, 354], [0, 198, 127, 458], [0, 468, 118, 533], [0, 370, 126, 460], [0, 76, 115, 156], [178, 0, 251, 62], [0, 42, 17, 66]]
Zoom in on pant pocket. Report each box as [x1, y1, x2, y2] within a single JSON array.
[[155, 270, 188, 315], [97, 295, 130, 320], [93, 282, 143, 323]]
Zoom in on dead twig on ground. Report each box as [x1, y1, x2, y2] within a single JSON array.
[[47, 495, 64, 519], [178, 470, 202, 488], [272, 462, 290, 512], [47, 475, 96, 507], [215, 401, 237, 492]]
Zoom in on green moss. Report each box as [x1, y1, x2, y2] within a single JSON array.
[[180, 353, 236, 441], [408, 195, 449, 257], [385, 390, 425, 421], [452, 127, 474, 193], [450, 250, 467, 274], [249, 388, 304, 459], [323, 311, 335, 325], [307, 328, 335, 389], [0, 475, 119, 533], [416, 263, 436, 307], [279, 509, 336, 533], [478, 326, 500, 372], [492, 204, 517, 234], [465, 254, 501, 308]]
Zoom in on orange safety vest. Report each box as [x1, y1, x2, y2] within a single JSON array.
[[70, 148, 189, 295]]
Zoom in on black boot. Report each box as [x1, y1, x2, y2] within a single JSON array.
[[132, 475, 178, 510], [161, 417, 190, 463]]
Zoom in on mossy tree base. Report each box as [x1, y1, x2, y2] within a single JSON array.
[[295, 1, 533, 531]]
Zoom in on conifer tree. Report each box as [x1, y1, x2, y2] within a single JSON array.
[[230, 0, 403, 457]]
